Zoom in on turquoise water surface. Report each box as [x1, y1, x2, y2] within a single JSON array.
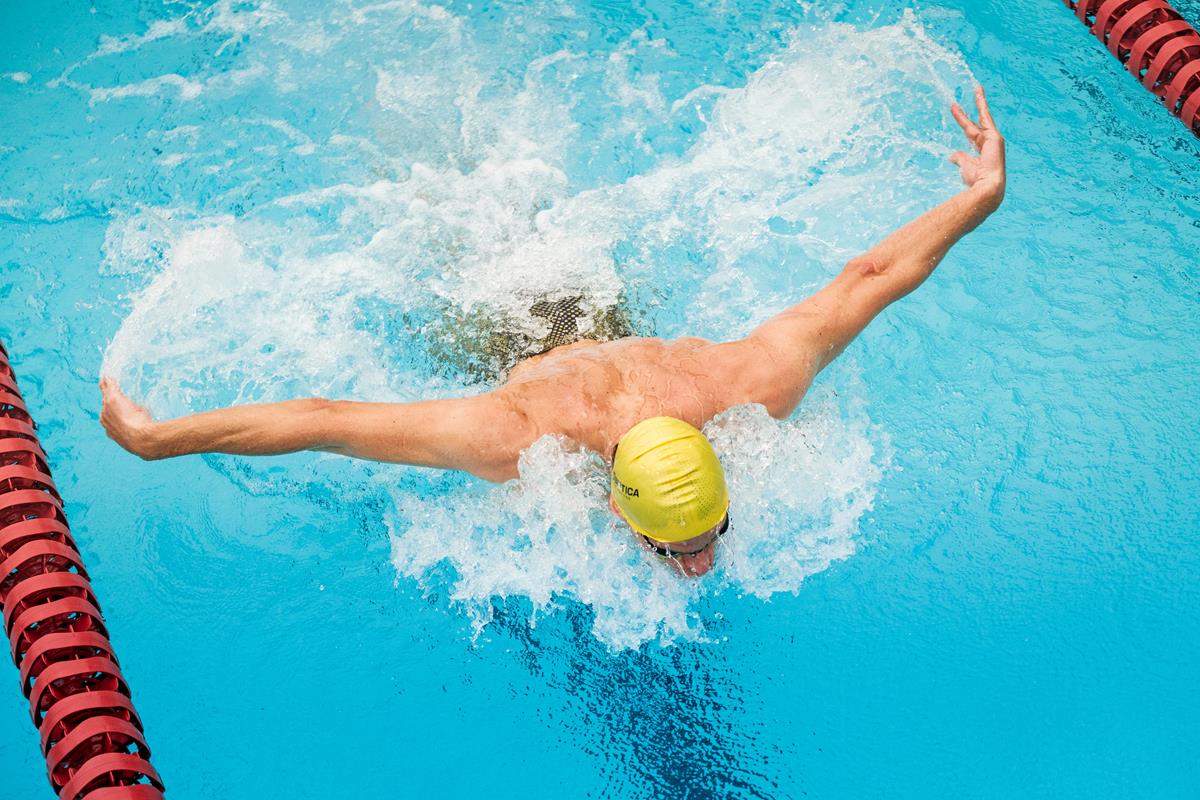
[[2, 1, 1198, 797]]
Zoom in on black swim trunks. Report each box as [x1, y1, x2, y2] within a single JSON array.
[[426, 295, 636, 383]]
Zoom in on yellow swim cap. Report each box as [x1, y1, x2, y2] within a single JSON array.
[[611, 417, 729, 543]]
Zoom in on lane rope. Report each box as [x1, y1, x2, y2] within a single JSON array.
[[0, 339, 164, 800], [1064, 0, 1200, 134]]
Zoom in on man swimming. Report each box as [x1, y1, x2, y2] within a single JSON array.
[[101, 87, 1006, 577]]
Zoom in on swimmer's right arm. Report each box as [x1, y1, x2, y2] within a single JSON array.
[[740, 86, 1006, 417], [99, 378, 522, 482]]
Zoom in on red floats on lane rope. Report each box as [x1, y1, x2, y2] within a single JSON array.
[[1064, 0, 1200, 135], [0, 339, 163, 800]]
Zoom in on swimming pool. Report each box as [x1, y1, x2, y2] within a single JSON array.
[[2, 0, 1198, 796]]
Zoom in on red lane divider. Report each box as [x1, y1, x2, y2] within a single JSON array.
[[1063, 0, 1200, 135], [0, 339, 163, 800]]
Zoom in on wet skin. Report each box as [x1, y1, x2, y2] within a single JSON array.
[[101, 88, 1007, 577]]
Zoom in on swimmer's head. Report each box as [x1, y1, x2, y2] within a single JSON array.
[[610, 417, 730, 573]]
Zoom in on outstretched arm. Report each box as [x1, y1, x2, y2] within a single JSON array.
[[99, 378, 525, 481], [742, 85, 1006, 417]]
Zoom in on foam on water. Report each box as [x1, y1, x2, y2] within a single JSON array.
[[99, 2, 970, 648], [391, 393, 883, 650]]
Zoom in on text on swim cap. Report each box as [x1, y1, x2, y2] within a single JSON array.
[[613, 475, 639, 497]]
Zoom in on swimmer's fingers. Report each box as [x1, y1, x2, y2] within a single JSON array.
[[950, 102, 983, 148], [974, 85, 997, 131], [99, 377, 154, 424], [948, 150, 978, 186]]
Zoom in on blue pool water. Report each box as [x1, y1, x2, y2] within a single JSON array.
[[3, 0, 1199, 796]]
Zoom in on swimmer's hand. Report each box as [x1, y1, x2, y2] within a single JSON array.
[[949, 85, 1006, 205], [100, 377, 162, 460]]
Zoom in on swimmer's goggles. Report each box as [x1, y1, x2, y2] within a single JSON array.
[[642, 514, 730, 559]]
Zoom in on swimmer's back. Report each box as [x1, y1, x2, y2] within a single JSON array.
[[495, 334, 795, 457]]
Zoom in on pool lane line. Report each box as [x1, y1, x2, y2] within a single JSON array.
[[1062, 0, 1200, 136], [0, 338, 165, 800]]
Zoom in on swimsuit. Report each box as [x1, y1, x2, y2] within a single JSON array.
[[426, 295, 636, 383]]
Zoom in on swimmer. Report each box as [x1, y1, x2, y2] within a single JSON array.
[[101, 87, 1006, 577]]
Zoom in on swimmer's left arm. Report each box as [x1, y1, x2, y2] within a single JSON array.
[[99, 378, 523, 481], [740, 86, 1006, 417]]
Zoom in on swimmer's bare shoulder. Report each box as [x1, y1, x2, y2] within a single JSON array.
[[689, 336, 814, 420]]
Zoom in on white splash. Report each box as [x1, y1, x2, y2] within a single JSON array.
[[390, 393, 883, 650], [88, 66, 267, 104], [90, 73, 204, 103], [96, 18, 190, 56], [100, 3, 971, 648]]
